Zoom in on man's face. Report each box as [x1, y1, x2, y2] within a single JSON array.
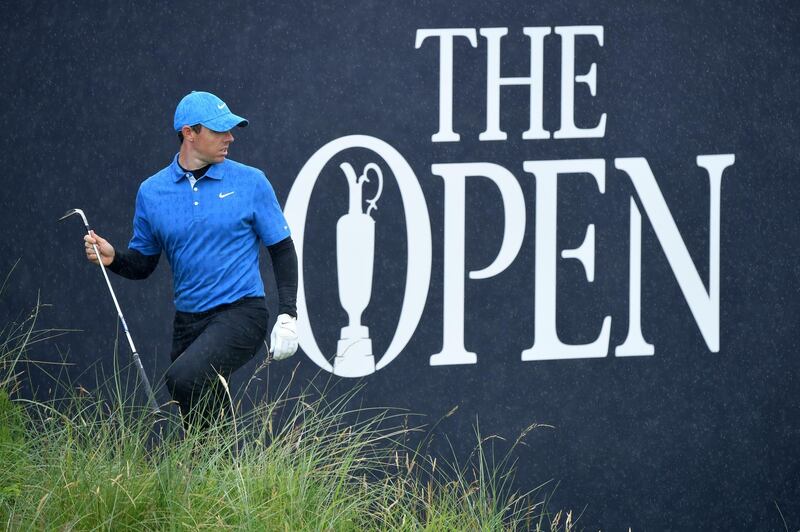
[[192, 125, 234, 165]]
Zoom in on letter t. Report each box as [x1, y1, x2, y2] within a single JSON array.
[[415, 28, 478, 142]]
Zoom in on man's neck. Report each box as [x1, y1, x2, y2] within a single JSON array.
[[178, 149, 211, 171]]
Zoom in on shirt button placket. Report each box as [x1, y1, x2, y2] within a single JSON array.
[[187, 173, 201, 220]]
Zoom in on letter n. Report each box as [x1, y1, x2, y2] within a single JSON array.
[[615, 155, 735, 354]]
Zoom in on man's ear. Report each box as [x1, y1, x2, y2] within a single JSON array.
[[181, 125, 196, 142]]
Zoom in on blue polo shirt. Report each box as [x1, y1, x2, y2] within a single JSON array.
[[129, 154, 291, 312]]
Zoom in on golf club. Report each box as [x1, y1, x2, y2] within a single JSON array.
[[59, 208, 161, 416]]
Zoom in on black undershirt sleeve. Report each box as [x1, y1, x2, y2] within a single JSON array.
[[267, 237, 298, 318], [107, 248, 160, 280]]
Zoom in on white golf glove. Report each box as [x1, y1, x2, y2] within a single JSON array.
[[270, 313, 299, 361]]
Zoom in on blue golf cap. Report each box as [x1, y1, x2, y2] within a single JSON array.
[[173, 91, 249, 132]]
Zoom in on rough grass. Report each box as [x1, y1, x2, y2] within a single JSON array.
[[0, 297, 577, 531]]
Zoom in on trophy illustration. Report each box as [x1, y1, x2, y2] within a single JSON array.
[[333, 162, 384, 377]]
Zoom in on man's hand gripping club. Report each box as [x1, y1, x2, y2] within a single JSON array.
[[84, 231, 115, 266], [270, 313, 299, 361]]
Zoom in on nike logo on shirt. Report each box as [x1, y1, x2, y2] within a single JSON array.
[[219, 191, 235, 199]]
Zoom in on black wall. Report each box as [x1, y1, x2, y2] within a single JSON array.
[[1, 2, 798, 529]]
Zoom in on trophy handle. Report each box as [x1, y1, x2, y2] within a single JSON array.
[[362, 163, 383, 217]]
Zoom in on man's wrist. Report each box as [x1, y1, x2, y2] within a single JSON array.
[[278, 307, 297, 319], [107, 248, 121, 272]]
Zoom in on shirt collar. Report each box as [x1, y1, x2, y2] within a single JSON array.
[[170, 153, 225, 182]]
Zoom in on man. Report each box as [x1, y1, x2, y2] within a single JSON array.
[[84, 91, 299, 426]]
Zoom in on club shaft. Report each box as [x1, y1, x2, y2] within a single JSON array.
[[86, 226, 161, 415]]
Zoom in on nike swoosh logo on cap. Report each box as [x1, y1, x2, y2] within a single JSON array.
[[219, 191, 235, 199], [217, 103, 226, 109]]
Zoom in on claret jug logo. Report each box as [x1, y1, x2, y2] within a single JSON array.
[[334, 161, 383, 377], [286, 25, 736, 377], [284, 136, 432, 377]]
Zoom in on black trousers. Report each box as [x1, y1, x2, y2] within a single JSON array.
[[164, 296, 268, 426]]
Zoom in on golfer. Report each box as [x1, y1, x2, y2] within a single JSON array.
[[83, 91, 299, 426]]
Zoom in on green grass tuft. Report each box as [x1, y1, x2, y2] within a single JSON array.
[[0, 297, 576, 531]]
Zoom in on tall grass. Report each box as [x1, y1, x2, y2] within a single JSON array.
[[0, 297, 576, 531]]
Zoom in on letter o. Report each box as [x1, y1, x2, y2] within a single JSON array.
[[284, 135, 432, 374]]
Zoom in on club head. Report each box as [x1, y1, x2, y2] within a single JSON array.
[[59, 208, 88, 226]]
